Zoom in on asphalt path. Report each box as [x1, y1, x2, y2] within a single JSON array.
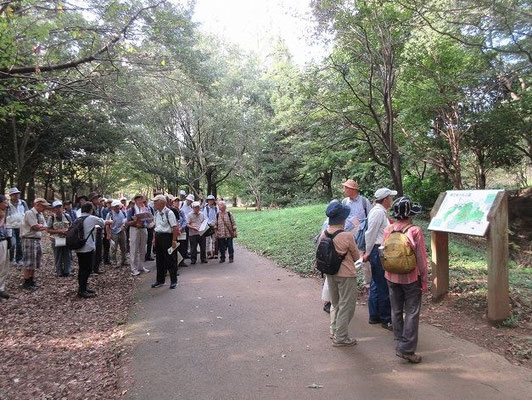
[[124, 245, 532, 400]]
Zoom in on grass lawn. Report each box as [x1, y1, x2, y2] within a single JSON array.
[[232, 204, 531, 306]]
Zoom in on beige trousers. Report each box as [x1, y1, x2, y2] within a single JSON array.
[[327, 274, 357, 342]]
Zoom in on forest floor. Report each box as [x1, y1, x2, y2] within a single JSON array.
[[0, 246, 138, 399], [233, 204, 532, 369]]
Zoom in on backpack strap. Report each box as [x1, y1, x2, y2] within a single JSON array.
[[325, 229, 344, 239], [399, 224, 413, 234]]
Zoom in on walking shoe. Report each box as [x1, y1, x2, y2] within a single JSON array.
[[169, 282, 178, 289], [86, 288, 96, 294], [93, 269, 103, 275], [229, 259, 234, 263], [332, 338, 357, 347], [151, 282, 164, 288], [0, 291, 10, 299], [381, 322, 393, 331], [78, 291, 96, 298], [190, 260, 196, 265], [131, 270, 141, 276], [323, 301, 331, 314], [22, 282, 37, 291], [141, 267, 150, 273], [368, 318, 381, 324], [201, 260, 208, 264], [219, 259, 225, 263], [396, 352, 422, 363]]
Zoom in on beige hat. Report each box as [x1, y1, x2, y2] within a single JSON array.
[[133, 193, 144, 200], [34, 198, 51, 206], [111, 200, 121, 207], [341, 179, 359, 190], [186, 194, 195, 202], [192, 201, 201, 208], [152, 194, 167, 203]]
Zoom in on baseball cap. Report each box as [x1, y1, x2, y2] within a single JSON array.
[[52, 200, 63, 208], [374, 188, 398, 201]]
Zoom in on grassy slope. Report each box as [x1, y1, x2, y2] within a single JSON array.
[[233, 205, 531, 299]]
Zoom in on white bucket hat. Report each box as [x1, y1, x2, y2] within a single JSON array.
[[186, 194, 195, 201]]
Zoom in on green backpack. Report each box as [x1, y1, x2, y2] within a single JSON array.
[[381, 225, 417, 274]]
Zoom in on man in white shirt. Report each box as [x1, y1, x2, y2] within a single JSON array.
[[151, 195, 179, 289], [6, 187, 29, 266], [363, 187, 397, 330], [126, 194, 151, 276]]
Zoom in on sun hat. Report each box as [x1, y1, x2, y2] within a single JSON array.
[[192, 201, 201, 208], [111, 200, 121, 207], [152, 194, 167, 202], [34, 198, 51, 206], [392, 197, 422, 220], [179, 190, 187, 196], [186, 194, 194, 202], [326, 200, 351, 225], [52, 200, 62, 208], [88, 192, 101, 201], [8, 187, 21, 195], [105, 198, 112, 203], [374, 188, 398, 201], [166, 194, 175, 201], [206, 195, 215, 201], [133, 193, 144, 200], [341, 179, 359, 190]]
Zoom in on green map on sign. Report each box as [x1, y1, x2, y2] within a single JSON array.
[[428, 190, 500, 236]]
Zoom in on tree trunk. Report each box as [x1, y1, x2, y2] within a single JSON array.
[[27, 176, 35, 205], [390, 148, 403, 196], [322, 170, 333, 199]]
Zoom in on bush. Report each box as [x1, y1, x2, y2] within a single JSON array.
[[403, 173, 451, 210]]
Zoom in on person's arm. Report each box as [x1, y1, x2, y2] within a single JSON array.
[[348, 235, 359, 261], [105, 214, 112, 239], [28, 212, 45, 232], [414, 227, 429, 291]]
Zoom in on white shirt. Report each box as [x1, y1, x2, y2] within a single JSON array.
[[180, 202, 193, 217], [76, 214, 106, 253], [154, 207, 177, 233], [364, 203, 390, 253]]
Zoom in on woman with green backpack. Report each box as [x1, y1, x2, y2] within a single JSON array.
[[381, 196, 428, 363]]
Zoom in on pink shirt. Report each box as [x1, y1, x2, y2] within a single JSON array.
[[382, 220, 428, 290]]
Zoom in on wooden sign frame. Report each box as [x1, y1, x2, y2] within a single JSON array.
[[429, 191, 510, 324]]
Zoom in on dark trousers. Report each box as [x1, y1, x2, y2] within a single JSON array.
[[77, 251, 94, 293], [218, 237, 234, 261], [9, 228, 23, 263], [93, 229, 103, 272], [154, 232, 177, 284], [177, 239, 187, 265], [146, 228, 154, 259], [368, 245, 391, 324], [388, 280, 422, 355], [103, 236, 111, 264], [189, 234, 206, 262]]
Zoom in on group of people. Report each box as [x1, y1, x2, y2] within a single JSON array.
[[319, 179, 428, 363], [0, 188, 237, 299]]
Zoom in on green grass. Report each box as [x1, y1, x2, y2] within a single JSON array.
[[233, 204, 531, 298]]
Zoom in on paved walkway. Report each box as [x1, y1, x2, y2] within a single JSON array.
[[124, 245, 532, 400]]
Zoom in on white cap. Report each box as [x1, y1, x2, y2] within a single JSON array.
[[374, 188, 398, 201], [192, 201, 201, 208], [186, 194, 194, 201], [152, 194, 167, 203], [206, 195, 215, 200], [179, 190, 187, 196], [8, 187, 21, 195], [52, 200, 63, 208], [120, 197, 127, 201], [111, 200, 121, 207]]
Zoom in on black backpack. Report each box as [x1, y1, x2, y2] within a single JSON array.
[[66, 216, 95, 250], [316, 230, 346, 276]]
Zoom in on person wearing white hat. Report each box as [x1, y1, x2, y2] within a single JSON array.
[[46, 200, 73, 277], [20, 198, 50, 290], [204, 195, 218, 259], [362, 187, 397, 330], [180, 193, 195, 258], [126, 194, 151, 276], [106, 200, 129, 266], [186, 201, 207, 264], [5, 187, 28, 267]]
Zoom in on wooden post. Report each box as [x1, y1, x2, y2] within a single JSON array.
[[430, 192, 449, 301], [486, 192, 510, 323]]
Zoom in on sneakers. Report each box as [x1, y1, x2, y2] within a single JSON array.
[[78, 291, 96, 298], [219, 259, 225, 263], [151, 282, 164, 288], [396, 352, 422, 363], [169, 282, 178, 289], [381, 322, 393, 331], [141, 267, 150, 273], [332, 337, 357, 347], [131, 270, 141, 276], [229, 259, 234, 263]]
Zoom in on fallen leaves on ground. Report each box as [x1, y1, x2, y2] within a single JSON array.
[[0, 247, 136, 399]]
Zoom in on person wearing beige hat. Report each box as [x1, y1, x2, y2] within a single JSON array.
[[46, 200, 72, 277], [20, 198, 50, 290], [186, 201, 207, 264], [126, 194, 151, 275], [341, 179, 372, 232], [106, 200, 128, 266]]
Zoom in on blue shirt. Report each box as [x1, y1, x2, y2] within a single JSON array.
[[342, 195, 371, 231], [204, 205, 218, 225], [106, 210, 127, 234]]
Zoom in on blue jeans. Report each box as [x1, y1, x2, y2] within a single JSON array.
[[368, 245, 391, 324], [52, 245, 72, 276], [9, 228, 23, 263]]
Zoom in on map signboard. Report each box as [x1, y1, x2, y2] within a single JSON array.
[[428, 190, 502, 236]]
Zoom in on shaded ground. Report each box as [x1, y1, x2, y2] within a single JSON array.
[[0, 247, 139, 399], [123, 245, 532, 400]]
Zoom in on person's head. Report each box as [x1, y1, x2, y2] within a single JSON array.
[[33, 198, 50, 213], [100, 198, 106, 207], [192, 201, 201, 214], [133, 194, 144, 207], [81, 202, 94, 214], [206, 195, 216, 206], [51, 200, 63, 215], [326, 200, 351, 227], [77, 195, 88, 206], [391, 196, 421, 221], [64, 201, 73, 210], [374, 188, 397, 210], [128, 200, 134, 208], [179, 190, 187, 201], [0, 194, 8, 211], [111, 200, 121, 212], [152, 194, 167, 211], [218, 201, 227, 213], [106, 199, 113, 209], [120, 197, 127, 206], [341, 179, 359, 199], [89, 192, 100, 207], [8, 187, 21, 203], [186, 194, 194, 205]]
